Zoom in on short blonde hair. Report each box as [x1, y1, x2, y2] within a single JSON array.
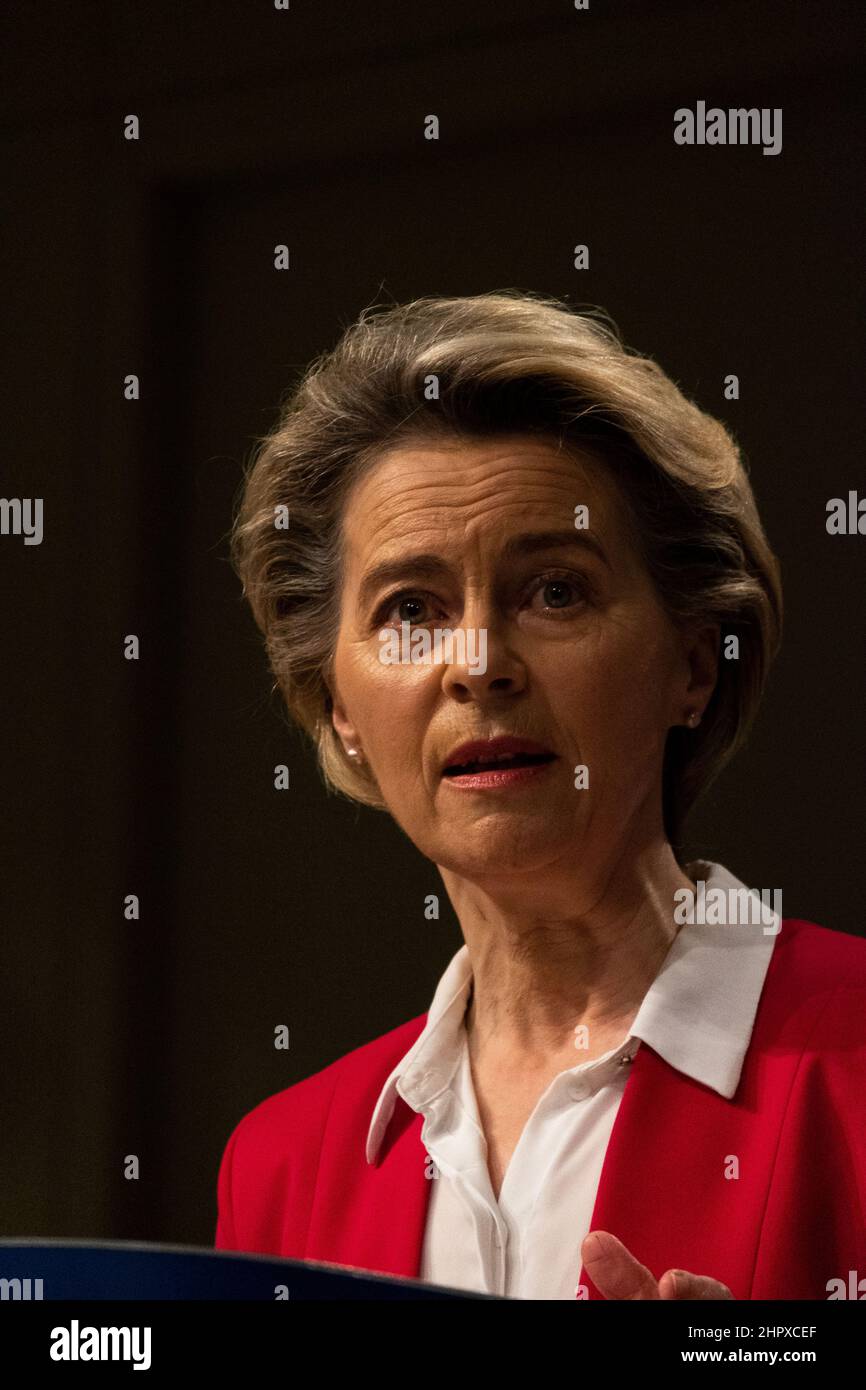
[[230, 291, 782, 852]]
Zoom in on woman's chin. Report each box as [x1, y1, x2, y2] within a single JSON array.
[[431, 825, 580, 880]]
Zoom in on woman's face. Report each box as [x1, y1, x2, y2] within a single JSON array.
[[328, 434, 717, 882]]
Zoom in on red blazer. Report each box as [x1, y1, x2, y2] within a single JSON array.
[[215, 917, 866, 1299]]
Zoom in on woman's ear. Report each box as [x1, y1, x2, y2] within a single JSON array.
[[679, 622, 721, 720], [324, 680, 362, 756]]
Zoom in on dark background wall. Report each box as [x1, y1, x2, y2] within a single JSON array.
[[3, 0, 864, 1246]]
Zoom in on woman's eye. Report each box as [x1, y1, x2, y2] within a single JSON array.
[[379, 591, 436, 625], [376, 575, 589, 627], [527, 574, 589, 615]]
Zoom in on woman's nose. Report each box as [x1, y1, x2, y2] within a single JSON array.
[[439, 612, 526, 700]]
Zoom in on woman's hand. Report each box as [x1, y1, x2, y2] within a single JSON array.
[[581, 1230, 734, 1300]]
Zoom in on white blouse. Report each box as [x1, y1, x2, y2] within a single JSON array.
[[365, 860, 780, 1299]]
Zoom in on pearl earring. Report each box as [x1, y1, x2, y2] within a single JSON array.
[[347, 747, 363, 760], [685, 710, 701, 728]]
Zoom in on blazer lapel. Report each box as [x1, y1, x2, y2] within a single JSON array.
[[306, 1091, 433, 1281], [311, 1032, 738, 1296], [576, 1043, 735, 1299]]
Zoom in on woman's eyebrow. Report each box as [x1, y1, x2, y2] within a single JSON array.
[[500, 530, 610, 569], [358, 554, 452, 609], [357, 531, 609, 608]]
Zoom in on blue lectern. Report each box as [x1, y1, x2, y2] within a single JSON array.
[[0, 1240, 498, 1299]]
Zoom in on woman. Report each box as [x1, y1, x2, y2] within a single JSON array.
[[215, 291, 866, 1299]]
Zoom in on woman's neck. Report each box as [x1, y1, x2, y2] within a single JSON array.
[[446, 843, 698, 1067]]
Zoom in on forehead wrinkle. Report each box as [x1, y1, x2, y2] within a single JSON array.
[[355, 466, 613, 535], [357, 436, 606, 496], [362, 450, 603, 501], [342, 440, 627, 578]]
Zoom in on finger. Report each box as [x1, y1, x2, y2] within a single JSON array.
[[658, 1268, 734, 1300], [581, 1230, 660, 1300]]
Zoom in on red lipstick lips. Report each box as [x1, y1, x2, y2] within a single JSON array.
[[442, 735, 557, 782]]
